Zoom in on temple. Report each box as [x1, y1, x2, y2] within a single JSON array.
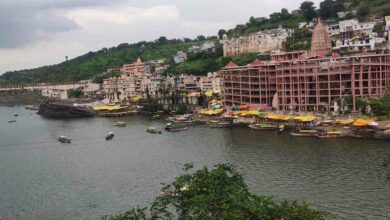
[[310, 20, 332, 57], [220, 22, 390, 112]]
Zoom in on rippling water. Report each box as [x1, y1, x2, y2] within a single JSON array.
[[0, 107, 390, 220]]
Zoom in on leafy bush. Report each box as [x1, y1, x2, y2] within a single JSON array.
[[104, 164, 331, 220]]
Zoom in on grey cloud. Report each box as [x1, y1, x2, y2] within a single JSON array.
[[0, 0, 123, 48]]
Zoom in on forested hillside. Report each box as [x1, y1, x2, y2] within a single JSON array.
[[1, 0, 389, 84], [0, 38, 202, 84]]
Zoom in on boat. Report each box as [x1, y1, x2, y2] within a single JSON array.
[[8, 120, 16, 123], [278, 125, 285, 133], [318, 131, 344, 138], [149, 115, 161, 120], [25, 105, 39, 111], [147, 127, 162, 134], [248, 123, 277, 130], [13, 113, 18, 117], [106, 132, 115, 140], [165, 123, 188, 132], [58, 136, 71, 143], [290, 129, 321, 137], [113, 121, 126, 127], [208, 121, 233, 128]]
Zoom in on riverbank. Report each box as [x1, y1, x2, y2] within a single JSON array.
[[0, 90, 44, 106]]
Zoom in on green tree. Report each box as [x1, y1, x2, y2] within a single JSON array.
[[249, 16, 257, 26], [105, 164, 331, 220], [196, 35, 206, 41], [217, 29, 227, 39], [300, 1, 317, 21], [357, 5, 370, 19], [67, 88, 83, 98], [157, 36, 168, 44], [281, 8, 291, 20], [320, 0, 345, 20]]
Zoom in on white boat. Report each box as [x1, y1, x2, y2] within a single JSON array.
[[113, 121, 126, 127]]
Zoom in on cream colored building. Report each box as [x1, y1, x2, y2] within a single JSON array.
[[221, 27, 293, 57]]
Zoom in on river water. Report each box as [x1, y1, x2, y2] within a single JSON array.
[[0, 107, 389, 220]]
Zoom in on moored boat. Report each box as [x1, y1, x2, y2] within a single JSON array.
[[147, 127, 162, 134], [206, 120, 233, 128], [278, 125, 285, 133], [106, 132, 115, 140], [290, 129, 321, 137], [149, 115, 161, 120], [8, 120, 16, 123], [113, 121, 126, 127], [165, 123, 188, 132], [25, 105, 39, 111], [248, 123, 277, 130], [318, 131, 344, 138], [58, 136, 71, 143]]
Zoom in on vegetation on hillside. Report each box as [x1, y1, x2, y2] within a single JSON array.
[[0, 39, 206, 84], [1, 0, 389, 85], [104, 163, 331, 220], [166, 47, 270, 76]]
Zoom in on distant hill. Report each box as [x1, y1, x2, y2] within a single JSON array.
[[1, 0, 389, 85], [0, 39, 203, 84]]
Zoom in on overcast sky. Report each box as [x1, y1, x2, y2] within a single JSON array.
[[0, 0, 321, 74]]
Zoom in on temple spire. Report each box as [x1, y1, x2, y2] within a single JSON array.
[[310, 19, 332, 58]]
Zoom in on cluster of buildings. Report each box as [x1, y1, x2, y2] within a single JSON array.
[[101, 58, 221, 102], [300, 17, 390, 54], [329, 18, 389, 54], [24, 16, 390, 114], [220, 21, 390, 112], [220, 27, 293, 57]]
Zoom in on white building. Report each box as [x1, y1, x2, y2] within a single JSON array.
[[339, 19, 376, 40], [173, 51, 187, 63], [334, 33, 386, 52], [41, 88, 68, 100]]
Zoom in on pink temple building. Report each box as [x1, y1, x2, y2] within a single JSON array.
[[220, 21, 390, 112]]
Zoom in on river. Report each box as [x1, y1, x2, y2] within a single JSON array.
[[0, 107, 389, 220]]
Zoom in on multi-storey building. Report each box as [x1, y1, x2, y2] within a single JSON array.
[[220, 21, 390, 112]]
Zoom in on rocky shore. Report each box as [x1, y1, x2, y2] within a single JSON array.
[[37, 101, 95, 118]]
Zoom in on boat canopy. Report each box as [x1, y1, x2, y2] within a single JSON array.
[[294, 115, 316, 122], [335, 119, 355, 125], [352, 119, 374, 127], [93, 105, 126, 111]]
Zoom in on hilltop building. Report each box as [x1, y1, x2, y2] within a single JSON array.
[[220, 22, 390, 112], [188, 41, 216, 53], [325, 19, 388, 54], [173, 51, 187, 63], [121, 57, 145, 76], [220, 27, 293, 57], [102, 58, 162, 101]]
